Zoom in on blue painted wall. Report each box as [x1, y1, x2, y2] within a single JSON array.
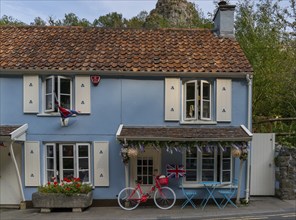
[[0, 75, 249, 200]]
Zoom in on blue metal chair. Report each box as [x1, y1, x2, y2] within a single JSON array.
[[218, 179, 238, 208], [181, 184, 197, 209]]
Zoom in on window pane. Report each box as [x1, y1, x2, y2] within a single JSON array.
[[63, 170, 74, 179], [223, 159, 231, 170], [46, 94, 53, 110], [143, 176, 147, 184], [148, 159, 153, 166], [79, 158, 89, 169], [47, 171, 55, 182], [185, 170, 197, 181], [46, 78, 52, 93], [137, 159, 142, 166], [203, 83, 210, 99], [186, 159, 197, 169], [60, 95, 71, 109], [137, 166, 142, 175], [202, 159, 214, 169], [148, 176, 153, 184], [47, 146, 54, 157], [63, 145, 73, 156], [63, 158, 74, 169], [47, 159, 54, 169], [186, 82, 195, 99], [143, 167, 147, 175], [78, 145, 88, 157], [79, 171, 89, 182], [222, 171, 231, 182], [60, 78, 71, 94], [202, 171, 214, 181], [186, 101, 195, 118], [202, 101, 210, 118]]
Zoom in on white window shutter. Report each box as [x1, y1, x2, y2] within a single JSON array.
[[75, 76, 90, 113], [216, 79, 232, 122], [165, 78, 180, 121], [93, 141, 109, 187], [25, 141, 40, 186], [23, 75, 39, 113]]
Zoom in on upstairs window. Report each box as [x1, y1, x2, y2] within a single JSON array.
[[44, 76, 72, 113], [183, 80, 212, 121]]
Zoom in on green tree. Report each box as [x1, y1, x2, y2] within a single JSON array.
[[235, 0, 296, 145], [30, 17, 46, 26], [93, 12, 126, 28], [126, 11, 148, 28], [0, 15, 27, 26]]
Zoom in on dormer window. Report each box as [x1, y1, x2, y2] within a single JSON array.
[[183, 80, 212, 121], [44, 76, 72, 113]]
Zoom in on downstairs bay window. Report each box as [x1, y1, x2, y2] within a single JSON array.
[[184, 146, 232, 184], [45, 143, 90, 183]]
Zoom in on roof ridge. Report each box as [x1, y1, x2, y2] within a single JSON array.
[[0, 25, 211, 32]]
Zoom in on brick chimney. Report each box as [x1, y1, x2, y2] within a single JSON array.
[[213, 1, 236, 38]]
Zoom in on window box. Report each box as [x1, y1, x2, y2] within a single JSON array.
[[32, 191, 93, 212]]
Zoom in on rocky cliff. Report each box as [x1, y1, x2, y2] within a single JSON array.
[[145, 0, 201, 27]]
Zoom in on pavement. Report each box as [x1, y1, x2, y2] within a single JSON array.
[[0, 197, 295, 220]]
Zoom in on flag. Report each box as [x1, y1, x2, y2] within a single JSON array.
[[166, 164, 186, 179], [54, 96, 79, 119], [57, 105, 79, 119]]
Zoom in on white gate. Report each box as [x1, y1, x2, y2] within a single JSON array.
[[250, 133, 275, 196]]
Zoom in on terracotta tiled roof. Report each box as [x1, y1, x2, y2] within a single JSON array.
[[0, 125, 23, 136], [117, 125, 252, 142], [0, 26, 253, 74]]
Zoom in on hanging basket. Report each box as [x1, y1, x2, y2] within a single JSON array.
[[231, 148, 242, 158], [127, 148, 138, 158]]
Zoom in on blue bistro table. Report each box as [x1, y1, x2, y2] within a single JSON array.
[[199, 181, 221, 210]]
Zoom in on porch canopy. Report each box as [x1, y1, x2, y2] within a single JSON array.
[[0, 124, 28, 142], [116, 124, 252, 142]]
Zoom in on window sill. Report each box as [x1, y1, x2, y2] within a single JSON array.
[[37, 113, 90, 117], [181, 183, 233, 188], [180, 120, 217, 125]]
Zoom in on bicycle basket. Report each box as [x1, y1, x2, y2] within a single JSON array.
[[158, 176, 169, 185]]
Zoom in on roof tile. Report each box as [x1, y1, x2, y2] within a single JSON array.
[[0, 26, 253, 74]]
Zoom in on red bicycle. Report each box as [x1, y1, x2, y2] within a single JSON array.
[[117, 175, 176, 210]]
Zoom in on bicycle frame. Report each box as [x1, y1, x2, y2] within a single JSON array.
[[129, 177, 164, 203], [117, 175, 176, 210]]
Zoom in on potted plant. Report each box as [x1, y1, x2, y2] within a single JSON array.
[[32, 177, 93, 212]]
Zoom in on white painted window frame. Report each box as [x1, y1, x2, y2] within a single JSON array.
[[45, 143, 91, 183], [183, 147, 233, 185], [182, 79, 212, 122], [200, 80, 212, 120], [43, 75, 72, 113]]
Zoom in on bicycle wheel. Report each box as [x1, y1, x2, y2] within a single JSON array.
[[154, 186, 176, 210], [117, 187, 141, 211]]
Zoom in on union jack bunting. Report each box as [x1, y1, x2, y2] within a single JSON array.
[[166, 164, 186, 179]]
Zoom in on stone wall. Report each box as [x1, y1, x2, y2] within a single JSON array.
[[275, 145, 296, 200]]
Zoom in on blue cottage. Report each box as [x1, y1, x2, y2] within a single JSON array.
[[0, 2, 253, 207]]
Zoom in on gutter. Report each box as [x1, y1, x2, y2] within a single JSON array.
[[0, 69, 253, 79], [245, 73, 253, 203]]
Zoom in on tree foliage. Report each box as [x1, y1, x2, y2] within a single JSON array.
[[235, 0, 296, 145]]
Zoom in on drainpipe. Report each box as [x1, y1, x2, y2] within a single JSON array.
[[9, 141, 26, 202], [245, 74, 253, 203]]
